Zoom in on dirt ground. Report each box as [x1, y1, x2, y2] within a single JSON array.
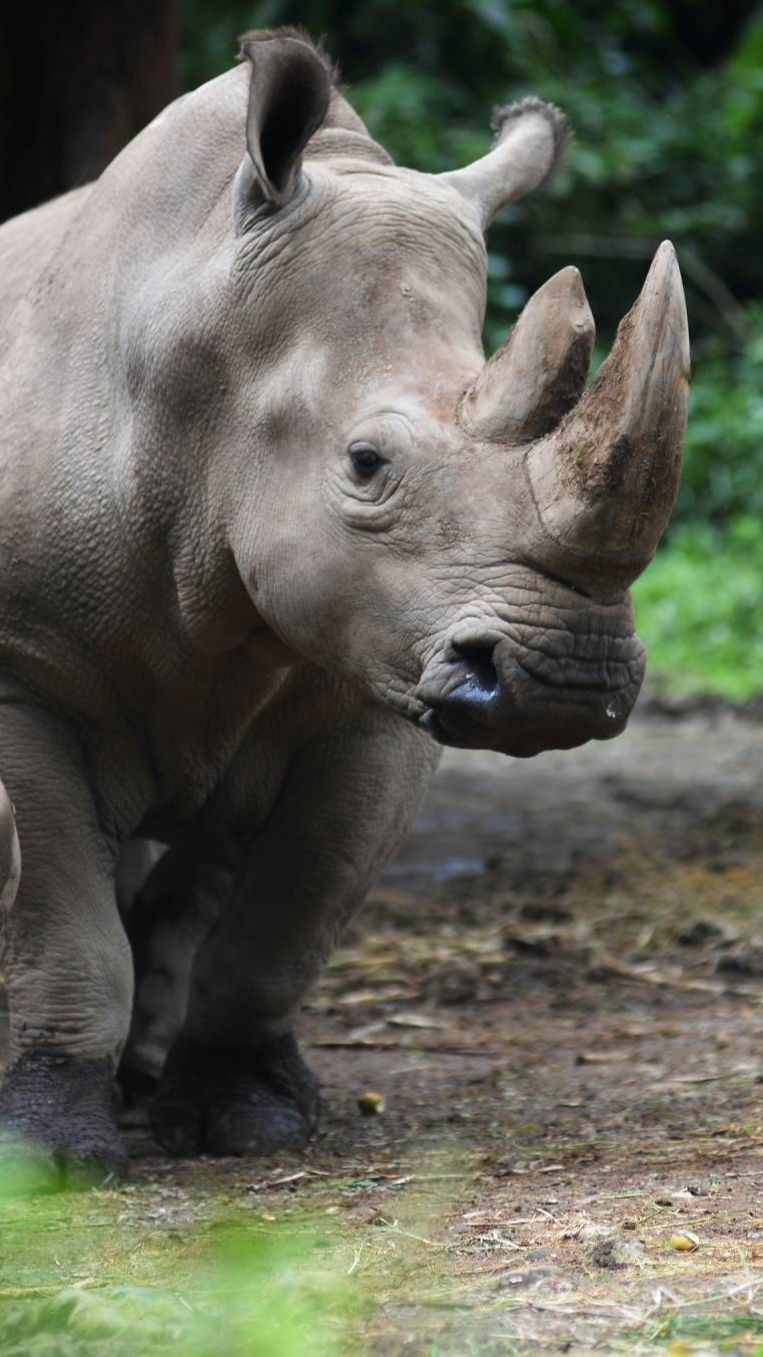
[[2, 703, 763, 1355]]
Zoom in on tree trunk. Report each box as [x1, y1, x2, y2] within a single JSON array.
[[0, 0, 176, 224]]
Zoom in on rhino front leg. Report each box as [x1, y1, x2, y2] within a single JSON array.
[[150, 712, 438, 1157], [0, 704, 131, 1188]]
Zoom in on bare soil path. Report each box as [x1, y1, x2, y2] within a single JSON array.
[[2, 707, 763, 1355]]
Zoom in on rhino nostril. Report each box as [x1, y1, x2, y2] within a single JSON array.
[[451, 642, 499, 699]]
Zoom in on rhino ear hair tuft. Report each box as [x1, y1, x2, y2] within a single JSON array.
[[236, 31, 333, 214]]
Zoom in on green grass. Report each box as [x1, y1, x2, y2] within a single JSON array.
[[633, 516, 763, 701]]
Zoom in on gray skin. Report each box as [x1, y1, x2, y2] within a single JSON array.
[[0, 31, 689, 1186]]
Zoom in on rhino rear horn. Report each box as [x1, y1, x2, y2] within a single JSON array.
[[459, 266, 595, 442], [237, 32, 332, 212]]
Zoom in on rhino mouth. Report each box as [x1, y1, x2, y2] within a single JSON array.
[[418, 695, 631, 758], [415, 630, 645, 758]]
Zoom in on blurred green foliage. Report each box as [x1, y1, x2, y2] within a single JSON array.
[[0, 1174, 356, 1357], [632, 517, 763, 698], [681, 315, 763, 526], [179, 1, 763, 693]]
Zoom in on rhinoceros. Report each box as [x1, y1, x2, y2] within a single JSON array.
[[0, 28, 689, 1186]]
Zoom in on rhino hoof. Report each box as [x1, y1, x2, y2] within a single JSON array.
[[150, 1033, 320, 1157], [0, 1050, 127, 1192]]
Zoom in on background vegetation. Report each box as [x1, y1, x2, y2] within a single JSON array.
[[180, 0, 763, 698]]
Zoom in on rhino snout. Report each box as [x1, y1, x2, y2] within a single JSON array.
[[416, 628, 645, 758]]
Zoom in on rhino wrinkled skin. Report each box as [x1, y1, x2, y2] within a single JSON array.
[[0, 30, 689, 1184]]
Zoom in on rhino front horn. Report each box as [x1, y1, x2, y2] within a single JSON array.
[[524, 241, 690, 586]]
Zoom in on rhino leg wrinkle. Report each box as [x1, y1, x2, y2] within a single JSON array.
[[0, 30, 688, 1186]]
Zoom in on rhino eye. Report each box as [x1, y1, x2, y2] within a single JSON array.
[[349, 442, 385, 480]]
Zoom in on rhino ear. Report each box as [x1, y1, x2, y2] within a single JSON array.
[[236, 32, 333, 214], [439, 98, 567, 231]]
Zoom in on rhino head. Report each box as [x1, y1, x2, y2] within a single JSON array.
[[179, 32, 690, 759]]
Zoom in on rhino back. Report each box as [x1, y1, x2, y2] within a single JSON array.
[[0, 187, 93, 326]]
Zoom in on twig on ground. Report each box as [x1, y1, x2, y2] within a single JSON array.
[[347, 1241, 366, 1275]]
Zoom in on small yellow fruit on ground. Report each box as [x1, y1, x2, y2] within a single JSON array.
[[357, 1090, 385, 1115], [669, 1232, 700, 1252]]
